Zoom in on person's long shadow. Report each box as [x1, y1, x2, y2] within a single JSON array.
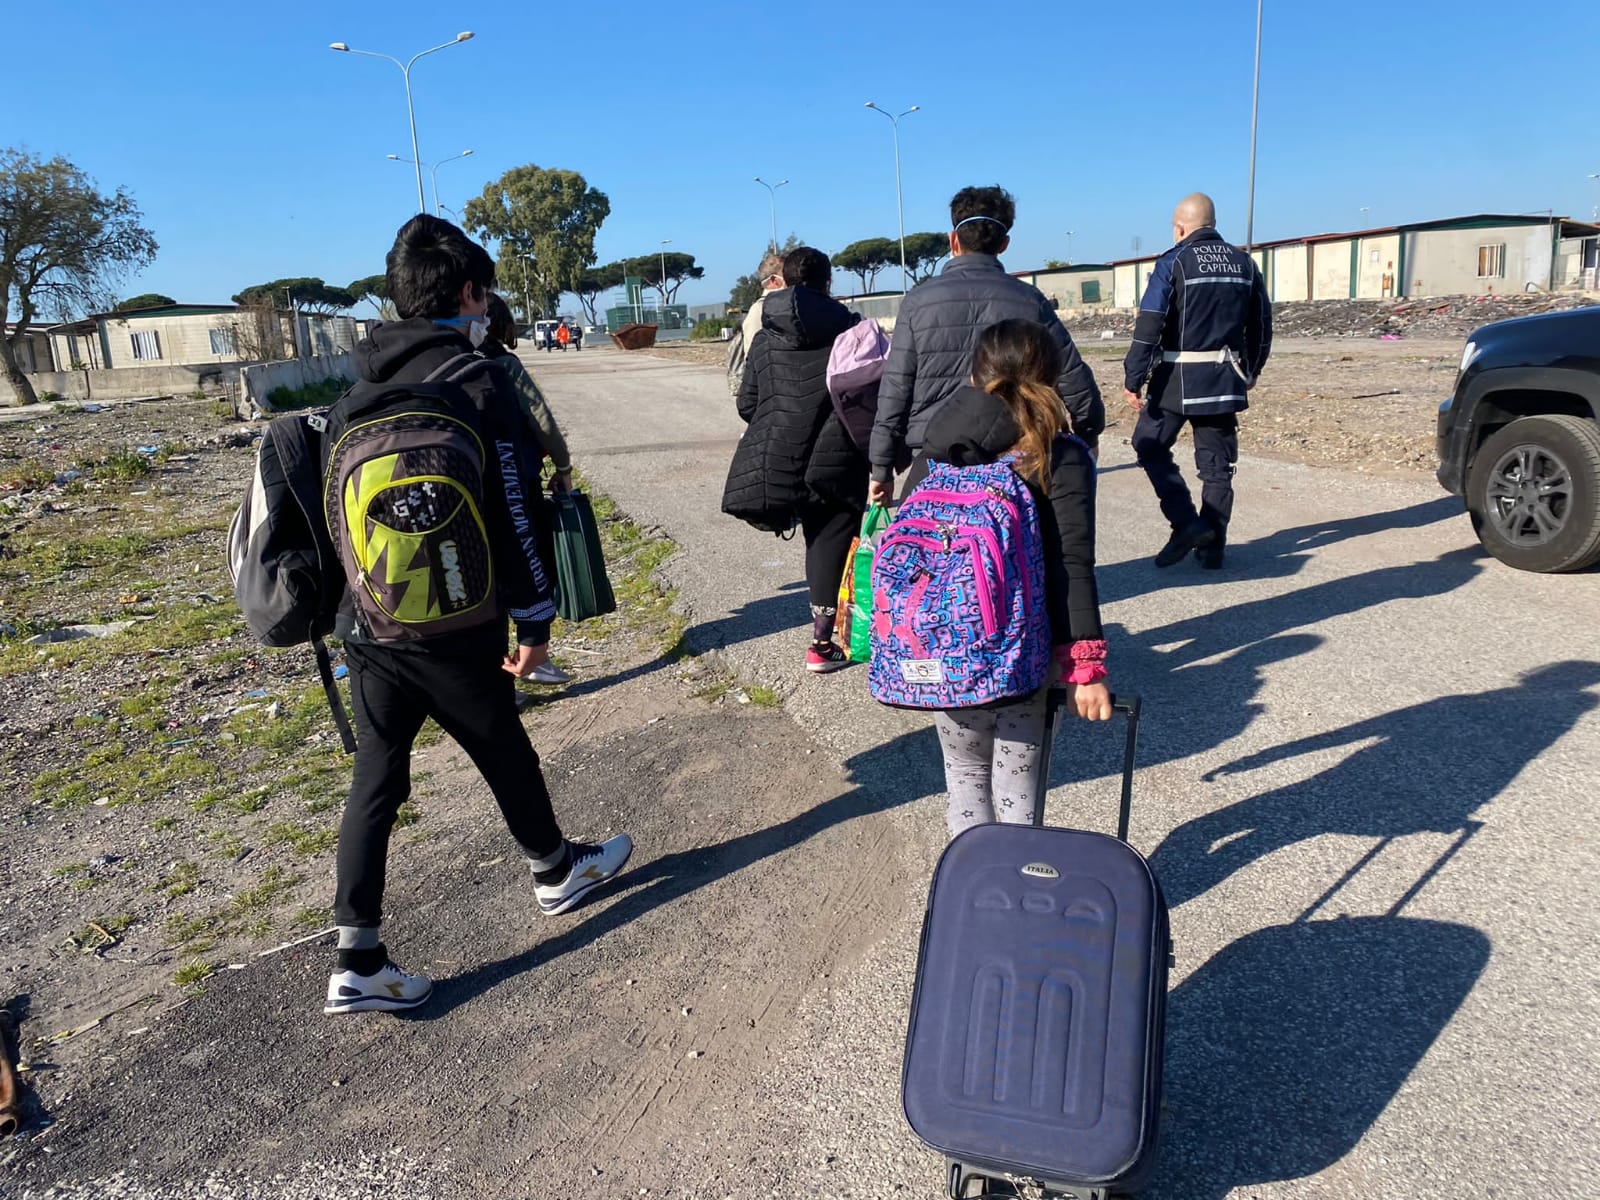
[[1153, 911, 1490, 1199], [1148, 660, 1600, 910], [562, 582, 810, 697], [1044, 631, 1322, 794], [1134, 544, 1483, 672], [1097, 495, 1463, 604], [409, 723, 945, 1020]]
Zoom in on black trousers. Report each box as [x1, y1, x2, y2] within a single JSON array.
[[800, 503, 860, 612], [334, 636, 565, 927], [1131, 405, 1240, 537]]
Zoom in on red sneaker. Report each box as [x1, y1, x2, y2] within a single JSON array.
[[805, 641, 849, 673]]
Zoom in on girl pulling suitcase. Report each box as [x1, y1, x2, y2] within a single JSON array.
[[867, 318, 1113, 837]]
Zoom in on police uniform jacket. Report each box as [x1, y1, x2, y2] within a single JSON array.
[[1124, 227, 1272, 417]]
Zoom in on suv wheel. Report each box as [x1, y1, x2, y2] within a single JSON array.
[[1466, 414, 1600, 572]]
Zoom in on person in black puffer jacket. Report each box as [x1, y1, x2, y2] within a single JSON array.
[[721, 247, 866, 674]]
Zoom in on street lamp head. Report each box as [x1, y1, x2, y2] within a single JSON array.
[[907, 105, 920, 113], [864, 101, 878, 110], [461, 149, 474, 157], [777, 179, 789, 187], [386, 153, 402, 160], [456, 31, 474, 41], [329, 42, 349, 51]]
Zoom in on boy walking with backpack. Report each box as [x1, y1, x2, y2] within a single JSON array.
[[323, 215, 632, 1014]]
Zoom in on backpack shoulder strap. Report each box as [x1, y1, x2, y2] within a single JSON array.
[[423, 351, 491, 383]]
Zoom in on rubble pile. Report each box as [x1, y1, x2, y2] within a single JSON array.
[[1064, 293, 1596, 342]]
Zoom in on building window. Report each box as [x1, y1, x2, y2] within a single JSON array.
[[209, 328, 236, 356], [1477, 244, 1506, 278], [1081, 280, 1102, 304], [130, 330, 161, 361]]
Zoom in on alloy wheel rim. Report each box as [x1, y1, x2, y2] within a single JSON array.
[[1485, 443, 1572, 547]]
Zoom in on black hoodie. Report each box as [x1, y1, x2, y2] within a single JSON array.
[[722, 286, 864, 524], [339, 318, 557, 649], [921, 385, 1103, 646]]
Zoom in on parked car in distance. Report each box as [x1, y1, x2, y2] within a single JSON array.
[[1436, 304, 1600, 573]]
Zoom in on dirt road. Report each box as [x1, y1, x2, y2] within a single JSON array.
[[9, 341, 1600, 1199]]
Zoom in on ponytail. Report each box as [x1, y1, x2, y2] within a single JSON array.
[[982, 378, 1067, 494]]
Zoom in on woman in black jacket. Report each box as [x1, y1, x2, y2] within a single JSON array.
[[721, 247, 866, 673]]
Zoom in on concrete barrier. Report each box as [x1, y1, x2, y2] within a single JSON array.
[[240, 354, 355, 416], [4, 363, 240, 406]]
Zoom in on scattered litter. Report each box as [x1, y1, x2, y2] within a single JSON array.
[[264, 701, 282, 720], [333, 664, 349, 680], [243, 688, 269, 699], [685, 1050, 704, 1059], [478, 856, 506, 868], [92, 797, 110, 807], [734, 691, 752, 705], [135, 445, 161, 456], [80, 403, 107, 413], [164, 739, 197, 748], [680, 1006, 692, 1017]]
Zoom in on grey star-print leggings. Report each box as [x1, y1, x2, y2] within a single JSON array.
[[934, 689, 1049, 838]]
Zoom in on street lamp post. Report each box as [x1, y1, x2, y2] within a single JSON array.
[[865, 102, 920, 291], [388, 149, 474, 214], [753, 177, 789, 251], [1589, 173, 1599, 222], [330, 32, 475, 213], [1245, 0, 1263, 252], [1066, 230, 1075, 264]]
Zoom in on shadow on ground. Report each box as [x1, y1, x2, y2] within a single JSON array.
[[1151, 914, 1490, 1199], [1148, 660, 1600, 908]]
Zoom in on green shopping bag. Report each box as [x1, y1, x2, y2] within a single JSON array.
[[837, 504, 888, 662], [551, 490, 617, 622]]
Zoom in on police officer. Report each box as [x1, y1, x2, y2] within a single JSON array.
[[1123, 193, 1272, 570]]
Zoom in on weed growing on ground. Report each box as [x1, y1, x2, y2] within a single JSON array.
[[746, 685, 782, 708], [173, 959, 214, 988]]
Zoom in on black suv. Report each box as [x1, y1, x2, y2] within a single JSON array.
[[1436, 305, 1600, 572]]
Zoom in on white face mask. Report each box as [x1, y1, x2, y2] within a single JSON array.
[[467, 316, 490, 347]]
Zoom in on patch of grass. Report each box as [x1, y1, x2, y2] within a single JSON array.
[[394, 802, 420, 829], [70, 876, 99, 891], [228, 791, 269, 815], [291, 905, 332, 930], [53, 861, 89, 878], [150, 815, 182, 832], [264, 822, 337, 857], [35, 743, 220, 809], [161, 860, 201, 899], [205, 830, 244, 859], [746, 685, 782, 708], [231, 866, 300, 912], [173, 959, 214, 988], [224, 685, 332, 751], [164, 913, 217, 954], [191, 789, 224, 813], [689, 671, 737, 704], [96, 447, 154, 483]]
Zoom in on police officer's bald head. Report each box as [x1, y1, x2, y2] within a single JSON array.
[[1172, 193, 1217, 241]]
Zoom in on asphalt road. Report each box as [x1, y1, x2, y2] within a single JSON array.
[[530, 341, 1600, 1199]]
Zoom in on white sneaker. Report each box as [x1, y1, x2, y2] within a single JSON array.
[[534, 834, 634, 915], [323, 958, 433, 1015], [527, 661, 573, 685]]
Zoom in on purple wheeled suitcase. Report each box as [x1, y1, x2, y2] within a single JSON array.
[[903, 694, 1169, 1199]]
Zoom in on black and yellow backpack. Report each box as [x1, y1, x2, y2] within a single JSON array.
[[322, 353, 501, 644]]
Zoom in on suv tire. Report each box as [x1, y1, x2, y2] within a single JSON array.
[[1466, 414, 1600, 573]]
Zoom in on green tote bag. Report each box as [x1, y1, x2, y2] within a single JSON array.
[[551, 490, 617, 622]]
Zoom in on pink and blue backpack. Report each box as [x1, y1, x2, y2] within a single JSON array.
[[868, 457, 1050, 709]]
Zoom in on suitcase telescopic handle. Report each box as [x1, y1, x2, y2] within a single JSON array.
[[1034, 690, 1142, 843], [1109, 694, 1141, 843]]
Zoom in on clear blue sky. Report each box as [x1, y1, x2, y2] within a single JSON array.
[[11, 0, 1598, 315]]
